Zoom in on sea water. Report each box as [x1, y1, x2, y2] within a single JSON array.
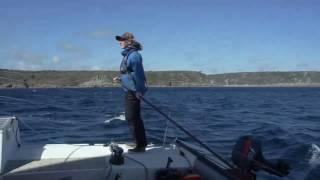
[[0, 87, 319, 180]]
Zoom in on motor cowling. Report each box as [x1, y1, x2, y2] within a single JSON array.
[[231, 136, 290, 177]]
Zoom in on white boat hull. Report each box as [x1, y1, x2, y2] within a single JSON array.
[[0, 117, 234, 180]]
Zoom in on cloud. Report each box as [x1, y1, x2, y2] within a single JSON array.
[[16, 61, 42, 70], [247, 56, 264, 64], [58, 43, 84, 53], [90, 65, 101, 70], [4, 50, 66, 70], [58, 43, 88, 54], [257, 64, 277, 72], [295, 63, 320, 71], [296, 63, 309, 69], [205, 68, 220, 74], [3, 50, 48, 70], [12, 50, 46, 64], [87, 28, 113, 39], [52, 56, 60, 64], [246, 56, 281, 72]]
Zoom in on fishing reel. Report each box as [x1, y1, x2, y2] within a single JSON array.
[[109, 143, 124, 165]]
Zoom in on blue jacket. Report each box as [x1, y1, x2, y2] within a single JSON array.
[[120, 47, 147, 94]]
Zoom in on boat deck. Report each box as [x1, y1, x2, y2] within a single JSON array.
[[2, 144, 194, 180], [0, 117, 234, 180]]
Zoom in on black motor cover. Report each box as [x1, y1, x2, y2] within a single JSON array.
[[231, 136, 290, 177]]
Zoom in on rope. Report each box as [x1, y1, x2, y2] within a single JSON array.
[[119, 84, 234, 171], [0, 84, 107, 146], [17, 117, 63, 144], [104, 163, 113, 180], [139, 95, 234, 169], [162, 112, 179, 147], [124, 155, 148, 180], [14, 119, 21, 147], [162, 114, 169, 146]]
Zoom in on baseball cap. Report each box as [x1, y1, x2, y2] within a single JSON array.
[[115, 32, 135, 41]]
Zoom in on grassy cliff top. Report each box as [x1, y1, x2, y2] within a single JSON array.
[[1, 69, 320, 88]]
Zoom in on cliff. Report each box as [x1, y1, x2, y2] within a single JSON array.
[[1, 69, 320, 88]]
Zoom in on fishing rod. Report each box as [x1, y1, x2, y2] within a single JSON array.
[[137, 94, 234, 168], [116, 81, 234, 167], [138, 94, 294, 179]]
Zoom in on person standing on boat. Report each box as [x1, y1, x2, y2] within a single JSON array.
[[113, 32, 148, 152]]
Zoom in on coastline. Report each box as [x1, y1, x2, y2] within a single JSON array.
[[1, 84, 320, 89], [1, 69, 320, 89]]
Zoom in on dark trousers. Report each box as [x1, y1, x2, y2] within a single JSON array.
[[125, 91, 147, 148]]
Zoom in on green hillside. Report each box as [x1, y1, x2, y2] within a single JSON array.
[[1, 69, 320, 88]]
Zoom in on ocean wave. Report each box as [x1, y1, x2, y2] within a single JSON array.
[[309, 144, 320, 166], [104, 113, 126, 124]]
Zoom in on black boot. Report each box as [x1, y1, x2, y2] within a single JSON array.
[[128, 146, 146, 153]]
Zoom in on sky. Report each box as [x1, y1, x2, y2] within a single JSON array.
[[0, 0, 319, 74]]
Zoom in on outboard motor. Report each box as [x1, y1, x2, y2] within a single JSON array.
[[231, 136, 290, 178]]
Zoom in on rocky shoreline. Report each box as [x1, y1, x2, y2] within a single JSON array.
[[1, 69, 320, 88]]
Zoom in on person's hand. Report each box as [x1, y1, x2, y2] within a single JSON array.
[[135, 92, 143, 99], [113, 76, 121, 83]]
